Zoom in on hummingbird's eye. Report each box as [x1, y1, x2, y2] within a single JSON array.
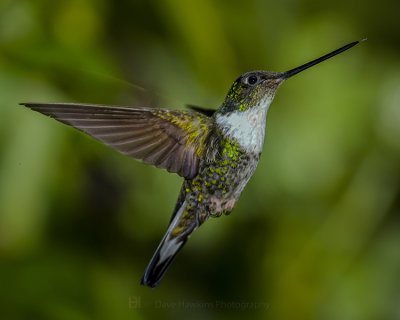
[[247, 75, 258, 85]]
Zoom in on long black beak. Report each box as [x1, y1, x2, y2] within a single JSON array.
[[280, 40, 362, 80]]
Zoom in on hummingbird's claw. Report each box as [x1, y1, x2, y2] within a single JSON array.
[[209, 197, 236, 217], [209, 197, 223, 217], [223, 199, 236, 215]]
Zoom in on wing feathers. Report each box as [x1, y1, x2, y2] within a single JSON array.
[[21, 102, 213, 179]]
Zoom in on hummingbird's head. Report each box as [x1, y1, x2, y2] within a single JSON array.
[[218, 40, 361, 115], [219, 71, 284, 114]]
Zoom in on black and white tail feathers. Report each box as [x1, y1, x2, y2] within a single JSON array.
[[141, 200, 197, 288]]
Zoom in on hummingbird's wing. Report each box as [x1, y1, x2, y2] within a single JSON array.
[[21, 102, 214, 179], [185, 104, 216, 117]]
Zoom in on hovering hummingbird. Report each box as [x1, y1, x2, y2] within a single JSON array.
[[21, 41, 360, 288]]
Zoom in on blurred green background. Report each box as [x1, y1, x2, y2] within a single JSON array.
[[1, 0, 400, 319]]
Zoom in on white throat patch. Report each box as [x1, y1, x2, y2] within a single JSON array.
[[216, 95, 273, 154]]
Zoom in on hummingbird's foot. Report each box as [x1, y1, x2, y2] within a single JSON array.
[[209, 197, 223, 217], [223, 198, 236, 215]]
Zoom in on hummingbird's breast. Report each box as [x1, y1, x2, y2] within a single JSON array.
[[215, 95, 272, 154], [182, 134, 261, 224]]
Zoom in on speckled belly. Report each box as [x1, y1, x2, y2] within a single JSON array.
[[183, 138, 260, 223]]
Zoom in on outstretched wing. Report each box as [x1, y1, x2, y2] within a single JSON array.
[[21, 102, 214, 179]]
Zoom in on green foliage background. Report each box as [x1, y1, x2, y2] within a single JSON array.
[[1, 0, 400, 319]]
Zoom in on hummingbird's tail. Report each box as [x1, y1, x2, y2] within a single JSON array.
[[141, 200, 198, 288]]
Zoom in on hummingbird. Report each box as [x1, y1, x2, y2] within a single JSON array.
[[20, 40, 360, 288]]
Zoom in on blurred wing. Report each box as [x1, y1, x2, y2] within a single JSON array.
[[21, 102, 213, 179], [186, 104, 216, 117]]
